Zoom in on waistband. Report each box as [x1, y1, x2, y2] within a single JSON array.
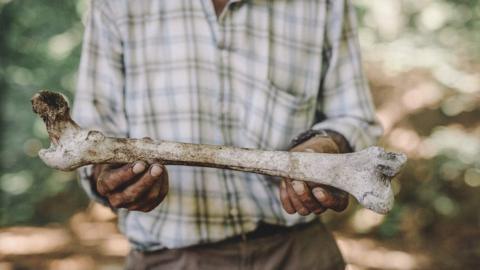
[[137, 219, 321, 255]]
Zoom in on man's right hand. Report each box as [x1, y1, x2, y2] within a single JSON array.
[[92, 162, 169, 212]]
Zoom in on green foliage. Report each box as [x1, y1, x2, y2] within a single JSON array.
[[351, 2, 480, 256], [0, 0, 89, 226]]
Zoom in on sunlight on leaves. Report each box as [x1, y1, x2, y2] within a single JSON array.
[[464, 168, 480, 187], [0, 171, 33, 195], [47, 28, 82, 61]]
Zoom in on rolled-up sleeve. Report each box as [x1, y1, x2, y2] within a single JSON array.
[[312, 0, 383, 151], [72, 0, 127, 204]]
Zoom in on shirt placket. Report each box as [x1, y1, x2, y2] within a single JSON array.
[[215, 1, 245, 237]]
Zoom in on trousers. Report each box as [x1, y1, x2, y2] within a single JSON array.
[[125, 220, 345, 270]]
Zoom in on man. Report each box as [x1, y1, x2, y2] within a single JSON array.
[[73, 0, 382, 269]]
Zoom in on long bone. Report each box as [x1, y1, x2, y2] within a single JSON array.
[[31, 90, 407, 214]]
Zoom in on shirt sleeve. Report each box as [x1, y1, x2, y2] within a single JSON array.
[[311, 0, 383, 151], [72, 0, 127, 204]]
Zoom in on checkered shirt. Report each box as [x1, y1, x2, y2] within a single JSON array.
[[73, 0, 382, 250]]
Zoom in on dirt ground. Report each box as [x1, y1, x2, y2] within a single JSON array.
[[3, 203, 475, 270]]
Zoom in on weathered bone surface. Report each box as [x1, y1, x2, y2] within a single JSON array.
[[31, 90, 407, 214]]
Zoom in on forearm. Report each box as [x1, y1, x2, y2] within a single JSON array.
[[316, 0, 383, 150]]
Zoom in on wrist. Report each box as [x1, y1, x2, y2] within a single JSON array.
[[289, 130, 329, 149], [324, 130, 353, 153], [289, 129, 352, 153]]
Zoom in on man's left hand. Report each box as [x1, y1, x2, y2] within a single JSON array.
[[279, 134, 349, 215]]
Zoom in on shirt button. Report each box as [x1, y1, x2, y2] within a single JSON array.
[[230, 207, 239, 216]]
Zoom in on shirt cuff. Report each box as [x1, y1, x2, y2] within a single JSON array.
[[77, 165, 110, 206], [311, 117, 383, 151]]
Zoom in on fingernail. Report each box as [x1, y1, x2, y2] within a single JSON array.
[[292, 181, 305, 195], [281, 180, 286, 189], [313, 188, 326, 201], [304, 148, 315, 153], [150, 164, 162, 177], [132, 162, 146, 174]]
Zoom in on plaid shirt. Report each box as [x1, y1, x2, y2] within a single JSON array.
[[73, 0, 382, 251]]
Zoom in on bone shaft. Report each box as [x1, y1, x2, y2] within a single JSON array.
[[104, 139, 336, 182]]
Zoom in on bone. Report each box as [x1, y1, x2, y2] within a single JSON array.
[[31, 90, 407, 214]]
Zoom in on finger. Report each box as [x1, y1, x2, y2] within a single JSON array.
[[128, 182, 161, 212], [142, 164, 169, 206], [97, 161, 147, 195], [280, 180, 296, 214], [312, 186, 349, 212], [108, 163, 163, 208], [129, 167, 169, 212], [285, 180, 310, 216], [291, 180, 326, 215], [129, 182, 163, 212], [94, 163, 125, 181]]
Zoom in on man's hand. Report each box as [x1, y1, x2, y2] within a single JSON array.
[[92, 161, 169, 212], [280, 134, 349, 215]]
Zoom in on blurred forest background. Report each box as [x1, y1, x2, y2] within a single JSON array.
[[0, 0, 478, 269]]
